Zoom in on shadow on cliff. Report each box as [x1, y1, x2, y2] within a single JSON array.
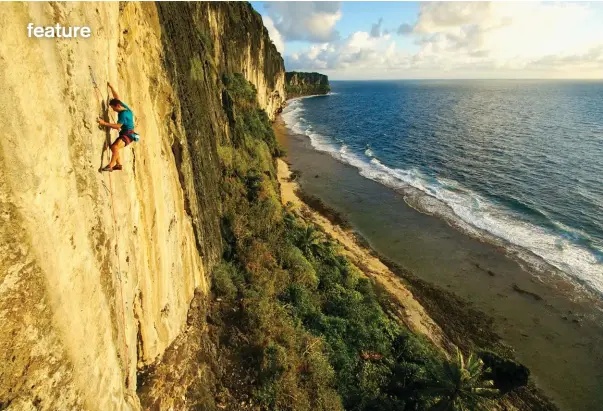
[[98, 98, 112, 171]]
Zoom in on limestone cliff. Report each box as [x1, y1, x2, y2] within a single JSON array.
[[0, 2, 284, 410], [285, 71, 330, 99]]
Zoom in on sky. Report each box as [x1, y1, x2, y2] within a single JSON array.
[[250, 1, 603, 80]]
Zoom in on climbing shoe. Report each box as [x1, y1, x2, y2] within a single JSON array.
[[101, 165, 113, 172], [113, 165, 123, 171]]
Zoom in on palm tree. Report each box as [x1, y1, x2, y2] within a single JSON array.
[[313, 239, 338, 261], [296, 226, 326, 257], [425, 348, 499, 411]]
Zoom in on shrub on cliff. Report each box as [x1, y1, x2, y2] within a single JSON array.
[[215, 72, 344, 410], [279, 246, 318, 289], [211, 262, 239, 300]]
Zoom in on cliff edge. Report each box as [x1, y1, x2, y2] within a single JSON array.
[[286, 71, 330, 99]]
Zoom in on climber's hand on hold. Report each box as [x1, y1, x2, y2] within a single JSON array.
[[97, 118, 105, 126]]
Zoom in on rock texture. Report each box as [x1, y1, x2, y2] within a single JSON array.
[[0, 2, 284, 410], [285, 71, 330, 99]]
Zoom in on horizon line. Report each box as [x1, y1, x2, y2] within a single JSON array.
[[326, 77, 603, 81]]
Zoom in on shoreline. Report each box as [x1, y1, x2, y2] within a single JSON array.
[[400, 188, 603, 303], [274, 115, 603, 411], [277, 158, 449, 351], [281, 95, 603, 299], [276, 157, 556, 410], [282, 93, 334, 105]]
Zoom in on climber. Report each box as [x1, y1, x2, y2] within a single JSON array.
[[97, 82, 138, 172]]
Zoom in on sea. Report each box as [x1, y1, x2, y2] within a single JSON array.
[[282, 80, 603, 296]]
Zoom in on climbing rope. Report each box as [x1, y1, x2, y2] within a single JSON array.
[[89, 66, 132, 389]]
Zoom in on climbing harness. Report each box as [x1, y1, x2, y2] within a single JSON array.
[[89, 65, 132, 389], [121, 129, 140, 143]]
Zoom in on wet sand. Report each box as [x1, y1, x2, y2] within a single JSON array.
[[275, 117, 603, 411]]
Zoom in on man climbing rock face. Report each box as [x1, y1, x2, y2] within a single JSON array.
[[97, 82, 138, 171]]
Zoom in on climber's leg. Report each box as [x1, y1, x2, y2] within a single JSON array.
[[108, 138, 126, 168]]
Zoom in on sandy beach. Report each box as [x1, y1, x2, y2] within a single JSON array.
[[274, 116, 603, 411]]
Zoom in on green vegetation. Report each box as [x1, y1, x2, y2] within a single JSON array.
[[285, 83, 331, 98], [190, 56, 205, 82], [423, 349, 498, 411], [285, 72, 330, 98], [211, 73, 501, 410]]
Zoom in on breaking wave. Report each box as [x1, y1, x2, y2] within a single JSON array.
[[282, 98, 603, 295]]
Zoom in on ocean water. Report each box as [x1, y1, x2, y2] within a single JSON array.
[[282, 80, 603, 295]]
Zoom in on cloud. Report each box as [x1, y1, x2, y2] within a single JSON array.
[[287, 2, 603, 79], [370, 18, 383, 38], [411, 2, 600, 61], [262, 15, 285, 54], [528, 44, 603, 72], [286, 31, 405, 72], [413, 2, 494, 33], [396, 23, 413, 35], [263, 2, 341, 43]]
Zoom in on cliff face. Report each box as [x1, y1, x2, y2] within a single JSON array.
[[285, 71, 330, 99], [0, 2, 284, 410]]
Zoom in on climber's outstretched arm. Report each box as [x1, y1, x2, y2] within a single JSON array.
[[107, 82, 120, 100], [97, 118, 123, 130]]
